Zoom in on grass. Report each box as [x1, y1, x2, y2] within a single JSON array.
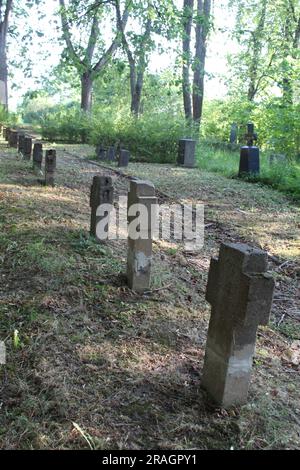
[[0, 140, 299, 449], [196, 143, 300, 201]]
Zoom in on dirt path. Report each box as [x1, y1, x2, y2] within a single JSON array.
[[0, 141, 299, 450]]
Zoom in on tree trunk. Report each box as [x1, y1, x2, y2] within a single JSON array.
[[81, 72, 93, 113], [182, 0, 194, 121], [247, 0, 267, 101], [0, 0, 13, 110], [130, 68, 144, 117], [0, 46, 8, 110], [193, 0, 211, 127]]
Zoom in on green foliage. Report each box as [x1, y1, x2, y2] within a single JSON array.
[[202, 98, 300, 160], [196, 143, 300, 201], [91, 110, 194, 163], [41, 107, 90, 143], [41, 104, 194, 163], [40, 66, 193, 162], [0, 107, 19, 126]]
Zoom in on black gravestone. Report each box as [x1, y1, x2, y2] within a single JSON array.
[[239, 123, 260, 176]]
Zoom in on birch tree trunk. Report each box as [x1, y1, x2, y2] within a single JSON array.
[[0, 0, 13, 110]]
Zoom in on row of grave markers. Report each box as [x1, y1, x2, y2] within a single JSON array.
[[96, 123, 262, 176], [96, 144, 131, 167], [1, 123, 276, 409], [90, 175, 275, 409], [0, 125, 57, 186]]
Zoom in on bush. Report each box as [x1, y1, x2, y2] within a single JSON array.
[[41, 107, 91, 143], [201, 98, 300, 161], [0, 107, 19, 127], [41, 106, 196, 163]]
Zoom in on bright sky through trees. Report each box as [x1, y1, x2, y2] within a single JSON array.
[[8, 0, 236, 110]]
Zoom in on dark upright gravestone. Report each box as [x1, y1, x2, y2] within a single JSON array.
[[90, 176, 114, 242], [229, 123, 238, 144], [23, 136, 32, 160], [33, 143, 43, 171], [5, 128, 11, 142], [9, 130, 18, 148], [202, 242, 275, 408], [178, 139, 196, 168], [96, 145, 107, 161], [18, 134, 25, 155], [118, 149, 130, 167], [239, 123, 260, 176], [107, 146, 116, 162], [45, 149, 56, 186]]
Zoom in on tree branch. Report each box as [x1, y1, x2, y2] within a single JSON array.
[[92, 1, 129, 73], [59, 0, 82, 67], [115, 0, 134, 67], [85, 11, 100, 65]]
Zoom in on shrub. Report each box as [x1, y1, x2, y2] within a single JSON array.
[[41, 106, 196, 163], [41, 107, 91, 143]]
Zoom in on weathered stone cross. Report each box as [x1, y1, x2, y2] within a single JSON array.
[[202, 242, 275, 408], [90, 176, 114, 242]]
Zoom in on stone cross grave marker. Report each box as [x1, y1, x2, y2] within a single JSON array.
[[90, 176, 114, 242], [45, 149, 56, 186], [33, 143, 43, 171], [202, 242, 275, 408], [177, 139, 197, 168], [23, 136, 33, 160], [118, 149, 130, 168], [127, 179, 157, 293], [239, 123, 260, 176]]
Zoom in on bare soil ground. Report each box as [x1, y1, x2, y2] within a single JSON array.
[[0, 140, 299, 450]]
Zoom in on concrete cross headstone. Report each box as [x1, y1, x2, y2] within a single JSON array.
[[45, 149, 56, 186], [90, 176, 114, 242], [127, 179, 157, 293], [202, 242, 275, 408], [33, 143, 43, 171], [177, 139, 197, 168]]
